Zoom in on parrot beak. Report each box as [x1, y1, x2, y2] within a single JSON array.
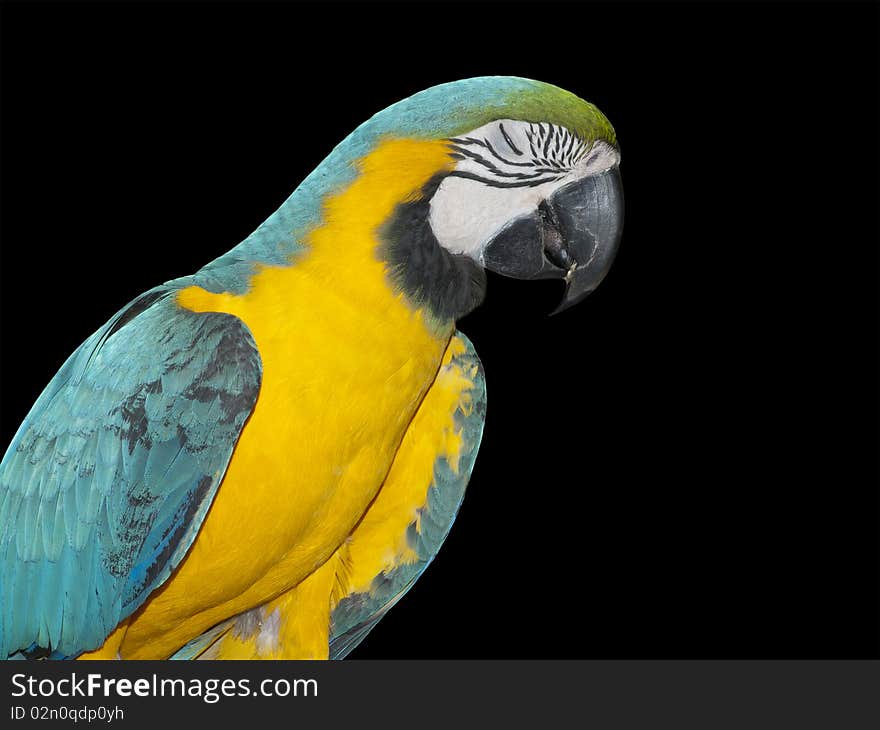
[[482, 165, 624, 313], [549, 165, 624, 313]]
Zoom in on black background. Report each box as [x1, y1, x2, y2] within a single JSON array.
[[0, 2, 877, 660]]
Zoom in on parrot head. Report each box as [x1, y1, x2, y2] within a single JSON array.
[[432, 101, 621, 314], [359, 77, 623, 318], [244, 77, 622, 322]]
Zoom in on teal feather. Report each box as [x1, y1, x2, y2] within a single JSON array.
[[168, 618, 235, 661], [0, 289, 261, 658]]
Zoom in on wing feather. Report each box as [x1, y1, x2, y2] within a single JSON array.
[[0, 287, 261, 658]]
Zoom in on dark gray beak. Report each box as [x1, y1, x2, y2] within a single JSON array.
[[482, 165, 624, 313]]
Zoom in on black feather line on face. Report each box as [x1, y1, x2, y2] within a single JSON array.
[[451, 146, 547, 179], [452, 138, 538, 169], [499, 123, 523, 155], [542, 125, 553, 157], [447, 170, 563, 188], [563, 130, 577, 164], [482, 138, 537, 168], [446, 123, 590, 188]]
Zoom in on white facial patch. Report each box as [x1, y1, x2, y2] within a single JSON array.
[[428, 120, 619, 261]]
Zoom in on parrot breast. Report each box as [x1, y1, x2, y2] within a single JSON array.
[[115, 139, 460, 659]]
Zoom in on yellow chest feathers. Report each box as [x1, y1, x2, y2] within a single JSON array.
[[131, 139, 458, 644]]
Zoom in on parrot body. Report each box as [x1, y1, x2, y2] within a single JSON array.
[[0, 78, 622, 659], [109, 140, 465, 660]]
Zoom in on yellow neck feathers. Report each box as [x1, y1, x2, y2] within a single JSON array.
[[178, 137, 457, 338]]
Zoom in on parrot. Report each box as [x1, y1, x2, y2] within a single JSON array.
[[0, 76, 623, 660]]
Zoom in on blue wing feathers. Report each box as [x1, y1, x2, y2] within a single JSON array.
[[0, 285, 262, 658]]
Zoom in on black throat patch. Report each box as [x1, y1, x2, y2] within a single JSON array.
[[379, 173, 487, 323]]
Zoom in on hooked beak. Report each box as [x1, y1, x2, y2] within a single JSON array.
[[548, 165, 624, 313], [482, 165, 624, 313]]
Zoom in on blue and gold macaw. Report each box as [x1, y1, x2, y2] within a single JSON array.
[[0, 77, 623, 659]]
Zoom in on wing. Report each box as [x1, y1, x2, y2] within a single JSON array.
[[0, 287, 261, 658], [329, 331, 486, 659]]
